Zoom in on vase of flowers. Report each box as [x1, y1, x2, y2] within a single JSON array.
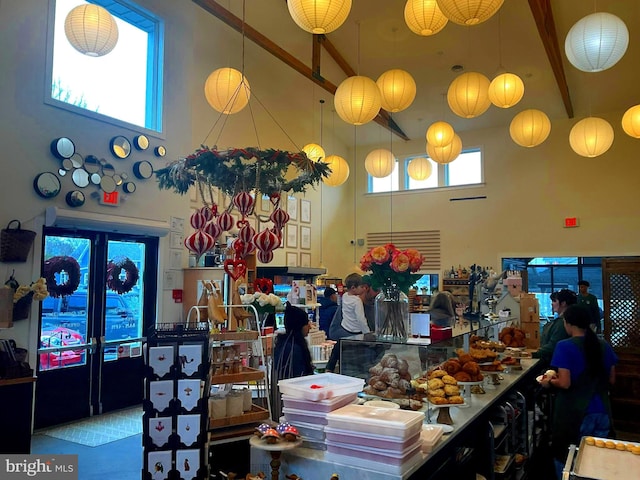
[[240, 291, 283, 330], [360, 244, 424, 342]]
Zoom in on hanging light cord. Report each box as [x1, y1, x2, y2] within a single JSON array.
[[353, 125, 357, 265], [389, 115, 393, 243]]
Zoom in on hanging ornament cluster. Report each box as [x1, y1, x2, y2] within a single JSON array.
[[184, 205, 222, 262]]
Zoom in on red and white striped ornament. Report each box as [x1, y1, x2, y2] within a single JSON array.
[[190, 211, 207, 230], [233, 191, 255, 216], [270, 208, 290, 229], [184, 230, 215, 259], [254, 228, 279, 253], [217, 211, 234, 231]]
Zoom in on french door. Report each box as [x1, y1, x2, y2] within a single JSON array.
[[34, 227, 158, 429]]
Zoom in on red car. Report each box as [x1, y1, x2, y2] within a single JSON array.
[[39, 327, 85, 370]]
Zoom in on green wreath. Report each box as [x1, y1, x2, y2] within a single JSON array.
[[43, 256, 81, 298], [106, 256, 139, 294], [155, 146, 331, 197]]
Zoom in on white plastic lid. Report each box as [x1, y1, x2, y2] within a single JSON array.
[[326, 404, 425, 428]]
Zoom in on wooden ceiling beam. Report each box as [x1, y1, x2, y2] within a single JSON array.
[[528, 0, 574, 118], [192, 0, 410, 141]]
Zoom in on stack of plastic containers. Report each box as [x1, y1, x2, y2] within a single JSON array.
[[324, 404, 426, 475], [277, 373, 365, 450]]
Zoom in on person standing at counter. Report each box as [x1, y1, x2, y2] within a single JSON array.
[[428, 291, 456, 327], [532, 289, 576, 367], [540, 304, 617, 479], [318, 287, 338, 336], [577, 280, 602, 334], [360, 275, 379, 331]]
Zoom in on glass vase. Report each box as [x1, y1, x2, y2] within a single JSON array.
[[374, 284, 410, 342]]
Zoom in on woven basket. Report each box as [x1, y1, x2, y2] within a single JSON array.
[[0, 220, 37, 262]]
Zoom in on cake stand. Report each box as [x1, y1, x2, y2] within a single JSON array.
[[456, 380, 484, 406], [250, 436, 302, 480]]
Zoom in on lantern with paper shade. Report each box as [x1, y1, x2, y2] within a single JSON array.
[[233, 191, 255, 217], [569, 117, 614, 158], [254, 229, 280, 254], [204, 67, 251, 114], [407, 157, 433, 181], [190, 211, 207, 230], [64, 4, 119, 57], [447, 72, 491, 118], [488, 72, 524, 108], [269, 208, 290, 230], [200, 205, 216, 222], [184, 230, 215, 261], [302, 143, 325, 162], [334, 76, 382, 125], [509, 109, 551, 147], [427, 134, 462, 164], [565, 12, 629, 73], [622, 105, 640, 138], [287, 0, 352, 34], [376, 69, 417, 113], [217, 211, 235, 232], [238, 223, 256, 244], [404, 0, 448, 36], [323, 155, 350, 186], [437, 0, 504, 26], [426, 121, 455, 148], [365, 149, 395, 178]]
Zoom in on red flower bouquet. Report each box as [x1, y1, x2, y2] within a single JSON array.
[[360, 244, 424, 294]]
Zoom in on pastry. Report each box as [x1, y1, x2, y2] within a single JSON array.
[[453, 371, 472, 382], [584, 437, 595, 446], [429, 369, 448, 378], [428, 388, 445, 398], [447, 395, 464, 404], [427, 378, 445, 390], [444, 385, 460, 396], [442, 375, 457, 385]]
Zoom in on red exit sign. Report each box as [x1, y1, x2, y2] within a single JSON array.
[[564, 217, 579, 228], [100, 191, 120, 206]]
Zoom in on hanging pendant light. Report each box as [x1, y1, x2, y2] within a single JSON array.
[[447, 72, 491, 118], [407, 157, 433, 181], [569, 117, 614, 158], [64, 4, 119, 57], [427, 134, 462, 164], [426, 121, 455, 148], [334, 76, 382, 125], [365, 149, 395, 178], [287, 0, 352, 34], [509, 109, 551, 147], [204, 67, 251, 114], [622, 105, 640, 139], [436, 0, 504, 26], [323, 154, 350, 186], [404, 0, 448, 36], [376, 69, 417, 113], [565, 12, 629, 73], [302, 143, 326, 162], [489, 72, 525, 108]]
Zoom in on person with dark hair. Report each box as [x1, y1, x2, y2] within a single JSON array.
[[428, 291, 456, 327], [532, 289, 577, 367], [577, 280, 602, 334], [540, 304, 617, 478], [318, 287, 338, 335]]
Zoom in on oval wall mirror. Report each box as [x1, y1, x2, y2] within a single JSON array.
[[113, 174, 123, 186], [34, 172, 61, 198], [50, 137, 75, 160], [102, 163, 115, 177], [66, 191, 85, 208], [134, 135, 149, 150], [72, 168, 90, 188], [70, 153, 84, 169], [123, 182, 137, 194], [90, 173, 102, 185], [61, 158, 74, 171], [84, 155, 100, 173], [110, 136, 131, 159], [100, 176, 117, 194], [154, 145, 166, 157], [134, 160, 154, 179]]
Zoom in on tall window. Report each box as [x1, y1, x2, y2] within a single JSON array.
[[48, 0, 164, 132], [368, 161, 400, 193]]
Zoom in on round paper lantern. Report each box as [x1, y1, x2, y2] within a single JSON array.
[[269, 208, 290, 229], [200, 206, 215, 222], [217, 211, 235, 231], [302, 143, 326, 162], [569, 117, 614, 157], [427, 134, 462, 164], [184, 230, 215, 259], [376, 69, 417, 113], [426, 121, 455, 147], [257, 250, 274, 264], [447, 72, 491, 118], [334, 76, 382, 125], [233, 191, 255, 216], [238, 223, 256, 244], [190, 211, 207, 230], [64, 4, 119, 57], [407, 157, 433, 181], [254, 229, 280, 253], [204, 67, 251, 114], [565, 12, 629, 73], [621, 105, 640, 138], [509, 109, 551, 147], [323, 154, 350, 186], [203, 221, 222, 242], [287, 0, 352, 34], [364, 149, 395, 178], [404, 0, 448, 36], [488, 72, 525, 108], [436, 0, 504, 26]]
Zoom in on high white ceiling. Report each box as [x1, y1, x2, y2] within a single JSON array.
[[198, 0, 640, 149]]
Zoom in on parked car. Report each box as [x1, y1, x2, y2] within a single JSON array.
[[39, 327, 85, 369]]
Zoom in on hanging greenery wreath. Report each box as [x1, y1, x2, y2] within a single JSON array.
[[43, 256, 81, 298], [155, 146, 331, 197], [106, 256, 140, 294]]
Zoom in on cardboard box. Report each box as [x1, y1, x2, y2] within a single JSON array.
[[521, 322, 540, 349], [520, 294, 540, 323]]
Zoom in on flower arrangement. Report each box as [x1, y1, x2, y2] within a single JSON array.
[[11, 277, 49, 303], [359, 244, 425, 293], [240, 292, 282, 314]]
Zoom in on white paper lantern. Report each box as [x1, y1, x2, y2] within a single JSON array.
[[404, 0, 448, 36], [334, 76, 382, 125], [204, 68, 251, 114], [447, 72, 491, 118], [436, 0, 504, 26], [365, 149, 395, 178], [569, 117, 614, 158], [509, 109, 551, 147], [489, 72, 525, 108], [64, 4, 119, 57], [376, 69, 417, 113], [302, 143, 326, 162], [287, 0, 352, 34], [427, 134, 462, 164], [565, 12, 629, 72], [426, 121, 455, 148], [407, 157, 433, 181], [323, 155, 350, 186]]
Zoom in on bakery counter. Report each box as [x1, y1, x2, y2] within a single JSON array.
[[250, 359, 541, 479]]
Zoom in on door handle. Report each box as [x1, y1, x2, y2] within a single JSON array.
[[88, 337, 99, 354]]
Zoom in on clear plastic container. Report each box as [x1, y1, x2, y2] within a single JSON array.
[[283, 406, 329, 426], [326, 439, 422, 466], [324, 425, 420, 451], [291, 419, 325, 440], [326, 404, 425, 439], [278, 373, 364, 401], [421, 424, 444, 453], [281, 392, 357, 412]]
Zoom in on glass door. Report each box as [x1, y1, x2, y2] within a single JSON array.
[[35, 228, 158, 429]]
